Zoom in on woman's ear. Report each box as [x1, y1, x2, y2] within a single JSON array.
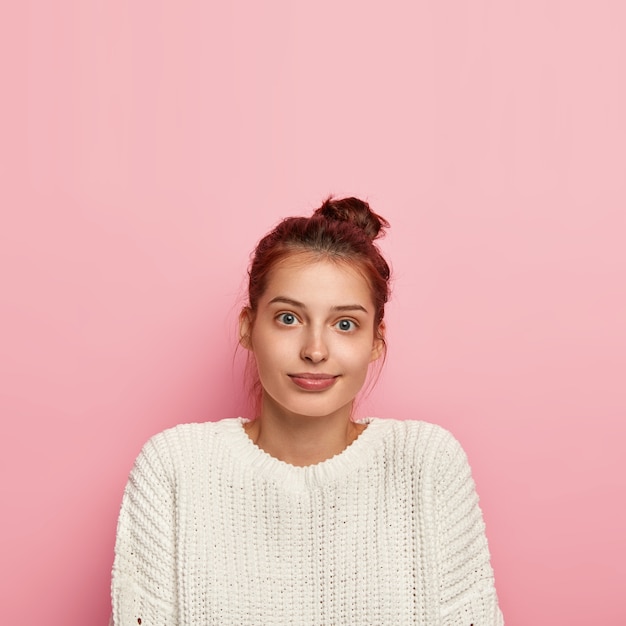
[[370, 321, 386, 362], [239, 307, 254, 351]]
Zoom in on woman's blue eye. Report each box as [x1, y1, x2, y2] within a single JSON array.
[[336, 319, 356, 331], [278, 313, 297, 325]]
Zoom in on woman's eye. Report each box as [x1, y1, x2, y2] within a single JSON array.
[[277, 313, 298, 325], [336, 319, 356, 332]]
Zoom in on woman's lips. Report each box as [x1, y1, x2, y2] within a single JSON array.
[[288, 373, 338, 391]]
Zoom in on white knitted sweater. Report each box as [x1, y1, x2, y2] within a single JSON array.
[[111, 418, 503, 625]]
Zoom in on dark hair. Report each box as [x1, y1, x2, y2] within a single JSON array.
[[247, 196, 391, 325]]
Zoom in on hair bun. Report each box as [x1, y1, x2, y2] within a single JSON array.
[[315, 196, 389, 240]]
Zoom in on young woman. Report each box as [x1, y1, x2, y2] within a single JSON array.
[[110, 197, 504, 625]]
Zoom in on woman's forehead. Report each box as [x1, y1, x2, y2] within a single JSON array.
[[262, 256, 374, 309]]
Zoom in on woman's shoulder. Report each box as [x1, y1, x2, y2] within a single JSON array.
[[151, 417, 241, 440], [371, 418, 469, 468], [134, 418, 243, 465], [372, 417, 460, 444]]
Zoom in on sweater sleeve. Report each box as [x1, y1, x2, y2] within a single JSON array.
[[111, 434, 178, 626], [434, 432, 504, 626]]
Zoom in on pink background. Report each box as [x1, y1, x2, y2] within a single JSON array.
[[1, 2, 625, 624]]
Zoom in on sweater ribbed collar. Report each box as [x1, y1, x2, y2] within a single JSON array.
[[219, 417, 391, 492]]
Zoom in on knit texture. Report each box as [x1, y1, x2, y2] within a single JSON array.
[[111, 418, 503, 625]]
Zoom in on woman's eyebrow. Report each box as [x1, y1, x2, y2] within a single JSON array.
[[332, 304, 369, 313], [268, 296, 304, 308], [268, 297, 368, 314]]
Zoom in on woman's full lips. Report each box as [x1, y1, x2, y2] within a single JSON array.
[[289, 374, 338, 391]]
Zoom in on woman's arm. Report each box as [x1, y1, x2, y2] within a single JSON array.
[[435, 432, 504, 626], [110, 434, 178, 626]]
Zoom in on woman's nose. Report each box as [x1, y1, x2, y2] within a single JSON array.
[[300, 329, 328, 363]]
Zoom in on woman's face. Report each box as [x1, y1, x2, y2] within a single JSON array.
[[241, 255, 384, 422]]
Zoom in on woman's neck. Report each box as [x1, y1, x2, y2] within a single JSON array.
[[243, 399, 366, 467]]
